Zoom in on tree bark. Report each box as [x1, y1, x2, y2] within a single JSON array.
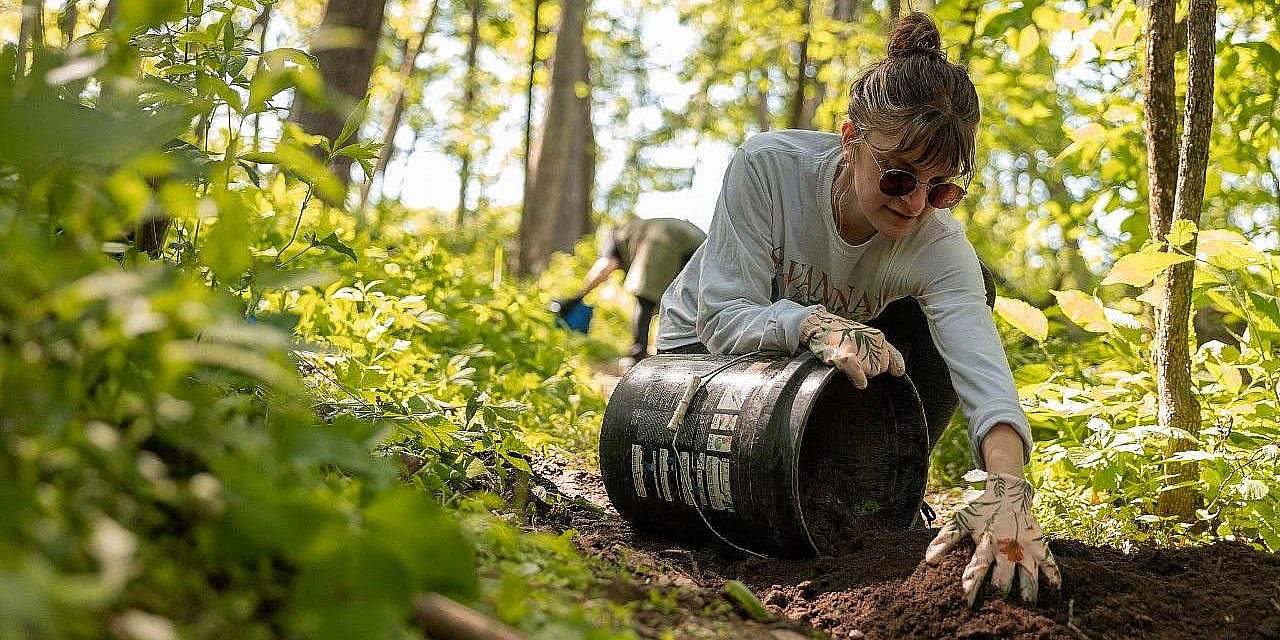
[[99, 0, 118, 30], [787, 0, 814, 130], [887, 0, 902, 29], [455, 0, 484, 225], [58, 0, 78, 45], [17, 0, 45, 76], [754, 72, 771, 132], [1149, 0, 1217, 519], [523, 0, 545, 190], [1144, 0, 1179, 243], [252, 5, 271, 149], [517, 0, 594, 276], [288, 0, 389, 186], [357, 0, 440, 217]]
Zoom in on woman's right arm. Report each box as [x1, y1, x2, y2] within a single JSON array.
[[693, 148, 817, 354]]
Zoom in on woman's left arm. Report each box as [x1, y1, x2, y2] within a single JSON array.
[[910, 233, 1061, 606]]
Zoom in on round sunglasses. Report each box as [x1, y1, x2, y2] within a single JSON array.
[[864, 150, 967, 209]]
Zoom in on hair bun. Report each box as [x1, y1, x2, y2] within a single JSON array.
[[887, 11, 944, 59]]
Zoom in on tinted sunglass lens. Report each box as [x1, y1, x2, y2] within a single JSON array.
[[879, 170, 917, 197], [927, 183, 965, 209]]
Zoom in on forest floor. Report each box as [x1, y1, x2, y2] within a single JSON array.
[[521, 366, 1280, 639]]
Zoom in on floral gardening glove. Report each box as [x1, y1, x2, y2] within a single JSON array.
[[924, 472, 1062, 607], [800, 309, 906, 389]]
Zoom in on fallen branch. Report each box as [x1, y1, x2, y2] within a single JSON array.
[[413, 593, 524, 640]]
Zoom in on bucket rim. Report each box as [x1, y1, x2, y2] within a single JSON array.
[[785, 360, 928, 554]]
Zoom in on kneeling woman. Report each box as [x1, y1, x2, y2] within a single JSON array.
[[656, 12, 1061, 606]]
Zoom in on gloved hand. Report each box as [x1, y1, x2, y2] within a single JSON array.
[[800, 308, 906, 389], [924, 472, 1062, 607], [549, 295, 583, 317]]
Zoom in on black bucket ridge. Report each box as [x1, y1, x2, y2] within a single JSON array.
[[599, 351, 930, 558]]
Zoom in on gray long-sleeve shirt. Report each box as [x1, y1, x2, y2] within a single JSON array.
[[656, 129, 1032, 467]]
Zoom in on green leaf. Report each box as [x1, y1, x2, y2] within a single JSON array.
[[1234, 478, 1269, 501], [1101, 251, 1194, 287], [1198, 229, 1264, 269], [117, 0, 184, 30], [1051, 289, 1112, 333], [722, 580, 771, 622], [315, 232, 358, 263], [334, 95, 370, 150], [1167, 219, 1198, 247], [995, 296, 1048, 343], [204, 197, 252, 283]]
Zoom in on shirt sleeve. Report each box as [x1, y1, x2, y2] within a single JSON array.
[[911, 233, 1033, 469], [693, 148, 818, 354]]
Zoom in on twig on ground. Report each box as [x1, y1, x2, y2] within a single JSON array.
[[413, 593, 524, 640]]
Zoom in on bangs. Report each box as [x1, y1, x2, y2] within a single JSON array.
[[889, 111, 975, 179]]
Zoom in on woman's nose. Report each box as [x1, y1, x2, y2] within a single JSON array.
[[903, 183, 930, 214]]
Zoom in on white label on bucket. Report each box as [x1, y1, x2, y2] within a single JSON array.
[[677, 451, 697, 507], [716, 386, 745, 411], [707, 457, 724, 511], [710, 413, 738, 434], [719, 457, 734, 511], [631, 444, 647, 498], [658, 449, 673, 502], [707, 433, 734, 453]]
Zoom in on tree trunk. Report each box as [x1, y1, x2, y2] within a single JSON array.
[[357, 0, 440, 217], [523, 0, 545, 191], [252, 5, 271, 149], [887, 0, 902, 29], [58, 0, 78, 45], [99, 0, 118, 30], [17, 0, 45, 76], [517, 0, 594, 276], [830, 0, 859, 22], [288, 0, 389, 186], [1148, 0, 1217, 519], [455, 0, 483, 226], [787, 0, 814, 130], [754, 72, 771, 132]]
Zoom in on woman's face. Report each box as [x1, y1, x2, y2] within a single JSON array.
[[838, 121, 959, 240]]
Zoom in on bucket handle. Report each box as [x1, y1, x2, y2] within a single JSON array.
[[667, 351, 773, 559]]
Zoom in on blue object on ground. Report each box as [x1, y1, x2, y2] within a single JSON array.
[[560, 302, 593, 333]]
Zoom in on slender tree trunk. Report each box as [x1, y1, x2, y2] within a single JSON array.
[[957, 0, 981, 65], [17, 0, 45, 76], [830, 0, 859, 21], [754, 71, 771, 132], [887, 0, 902, 29], [288, 0, 389, 186], [1145, 0, 1179, 242], [1146, 0, 1217, 519], [787, 0, 814, 130], [358, 0, 440, 217], [58, 0, 78, 45], [517, 0, 594, 276], [252, 5, 271, 149], [99, 0, 118, 30], [455, 0, 483, 226], [523, 0, 545, 192]]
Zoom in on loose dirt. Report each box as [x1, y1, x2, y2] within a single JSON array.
[[534, 456, 1280, 640]]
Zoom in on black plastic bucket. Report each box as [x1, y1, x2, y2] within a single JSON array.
[[599, 351, 930, 558]]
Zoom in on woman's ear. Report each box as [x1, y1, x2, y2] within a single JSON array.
[[840, 121, 858, 147], [839, 121, 859, 160]]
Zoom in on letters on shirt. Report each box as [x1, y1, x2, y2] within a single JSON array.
[[770, 246, 876, 318]]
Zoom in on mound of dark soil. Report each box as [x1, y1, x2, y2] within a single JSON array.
[[729, 528, 1280, 639], [542, 460, 1280, 640]]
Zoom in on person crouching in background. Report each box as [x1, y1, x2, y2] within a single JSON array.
[[554, 217, 706, 367]]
